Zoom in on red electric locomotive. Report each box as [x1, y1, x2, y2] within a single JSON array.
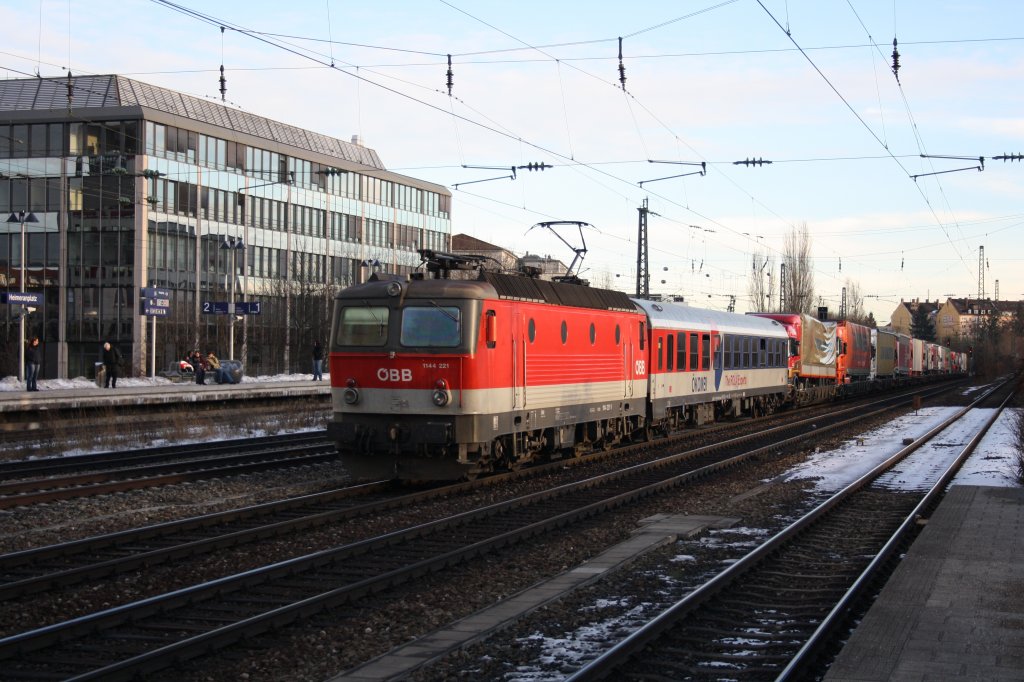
[[327, 255, 648, 479]]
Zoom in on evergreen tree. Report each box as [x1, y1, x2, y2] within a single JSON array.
[[910, 304, 936, 341]]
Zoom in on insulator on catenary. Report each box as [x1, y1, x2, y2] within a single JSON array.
[[446, 54, 454, 97], [891, 37, 901, 83], [618, 37, 626, 91]]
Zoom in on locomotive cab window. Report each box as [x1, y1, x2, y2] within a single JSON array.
[[400, 305, 461, 348], [336, 306, 390, 346]]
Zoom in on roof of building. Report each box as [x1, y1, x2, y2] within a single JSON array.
[[0, 74, 384, 170], [451, 234, 506, 252], [945, 298, 1021, 314], [898, 299, 941, 315]]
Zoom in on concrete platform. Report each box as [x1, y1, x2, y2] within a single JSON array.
[[0, 379, 330, 415], [331, 514, 740, 681], [826, 485, 1024, 682]]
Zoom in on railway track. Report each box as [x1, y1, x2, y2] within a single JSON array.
[[0, 382, 971, 680], [0, 383, 958, 607], [565, 377, 1016, 681], [0, 433, 337, 509]]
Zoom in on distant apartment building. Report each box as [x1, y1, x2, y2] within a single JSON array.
[[935, 297, 1017, 345], [0, 75, 451, 378], [888, 298, 939, 336]]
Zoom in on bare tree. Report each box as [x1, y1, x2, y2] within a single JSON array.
[[746, 251, 776, 312], [844, 278, 869, 324], [782, 222, 815, 314]]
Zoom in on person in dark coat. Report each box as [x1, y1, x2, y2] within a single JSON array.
[[25, 337, 41, 391], [312, 341, 324, 381], [190, 350, 206, 385], [102, 341, 121, 388]]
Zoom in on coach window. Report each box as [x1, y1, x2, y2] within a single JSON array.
[[561, 320, 568, 344], [742, 337, 750, 368], [528, 318, 536, 343], [639, 322, 645, 350], [759, 338, 767, 366], [701, 334, 710, 371], [657, 336, 664, 371], [731, 335, 740, 369], [401, 306, 461, 348], [689, 332, 699, 371], [336, 306, 389, 346], [676, 333, 686, 371], [666, 333, 674, 371]]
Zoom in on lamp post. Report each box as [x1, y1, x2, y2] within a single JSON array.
[[6, 211, 39, 383], [220, 237, 244, 360]]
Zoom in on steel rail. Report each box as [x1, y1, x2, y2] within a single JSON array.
[[0, 444, 338, 509], [0, 432, 328, 479]]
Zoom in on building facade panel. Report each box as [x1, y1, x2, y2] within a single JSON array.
[[0, 75, 451, 380]]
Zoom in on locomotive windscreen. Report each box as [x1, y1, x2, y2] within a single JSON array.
[[336, 306, 390, 346]]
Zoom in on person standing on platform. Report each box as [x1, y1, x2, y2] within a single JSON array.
[[25, 337, 41, 391], [102, 341, 121, 388], [312, 341, 324, 381], [191, 350, 206, 385]]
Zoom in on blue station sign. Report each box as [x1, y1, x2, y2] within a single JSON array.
[[202, 301, 262, 315], [141, 287, 171, 317], [0, 291, 43, 305], [202, 301, 230, 315], [234, 301, 262, 315]]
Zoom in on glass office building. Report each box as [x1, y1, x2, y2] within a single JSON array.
[[0, 75, 451, 379]]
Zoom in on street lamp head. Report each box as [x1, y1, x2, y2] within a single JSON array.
[[220, 237, 245, 250], [6, 211, 38, 224]]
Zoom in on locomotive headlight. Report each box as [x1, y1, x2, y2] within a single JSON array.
[[386, 281, 402, 297], [343, 378, 360, 405], [432, 379, 450, 407]]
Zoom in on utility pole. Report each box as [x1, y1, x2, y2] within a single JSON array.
[[636, 198, 649, 298], [978, 245, 985, 301], [779, 262, 787, 311]]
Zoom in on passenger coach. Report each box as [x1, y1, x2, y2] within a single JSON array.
[[636, 300, 789, 427]]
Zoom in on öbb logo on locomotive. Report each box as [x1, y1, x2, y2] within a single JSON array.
[[377, 368, 413, 382]]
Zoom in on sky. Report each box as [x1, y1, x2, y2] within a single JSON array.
[[2, 0, 1023, 323]]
